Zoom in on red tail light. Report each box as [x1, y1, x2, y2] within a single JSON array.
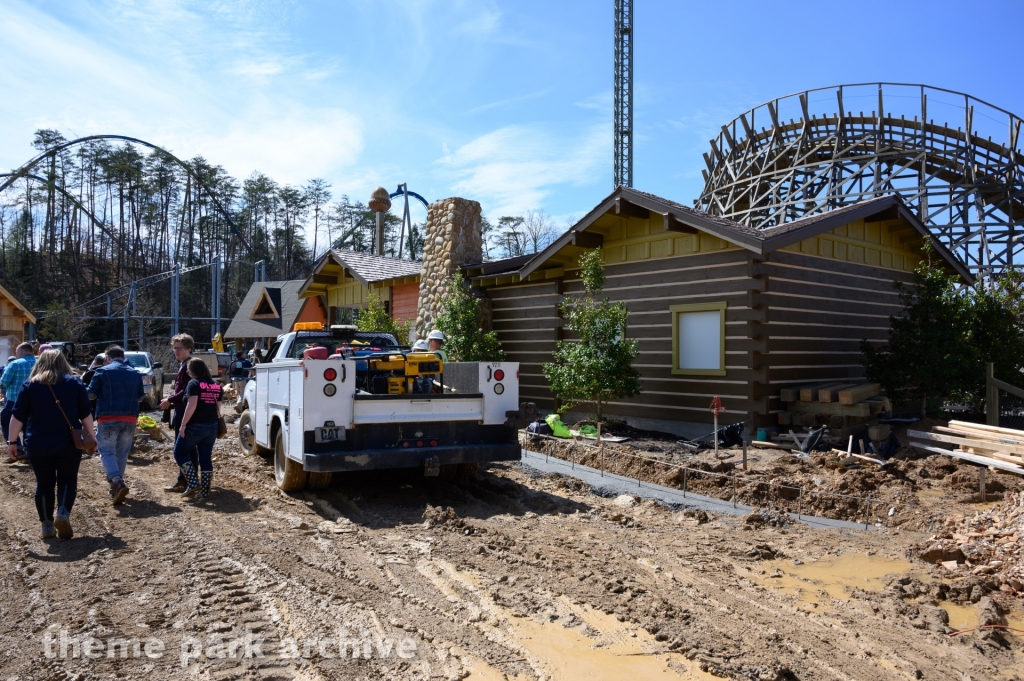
[[430, 440, 438, 447], [516, 370, 520, 380], [417, 440, 423, 447], [494, 369, 505, 381], [323, 368, 337, 381]]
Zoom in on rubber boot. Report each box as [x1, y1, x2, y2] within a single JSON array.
[[180, 462, 201, 498], [199, 471, 213, 499]]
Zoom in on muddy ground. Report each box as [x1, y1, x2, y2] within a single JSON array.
[[525, 419, 1024, 534], [1, 416, 1022, 680]]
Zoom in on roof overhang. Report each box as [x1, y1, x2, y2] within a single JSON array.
[[0, 283, 36, 324]]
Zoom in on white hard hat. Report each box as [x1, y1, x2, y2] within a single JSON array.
[[427, 330, 445, 341], [412, 339, 429, 351]]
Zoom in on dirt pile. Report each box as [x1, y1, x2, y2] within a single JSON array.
[[918, 491, 1024, 596]]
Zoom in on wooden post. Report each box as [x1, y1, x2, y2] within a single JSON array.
[[742, 442, 748, 471], [713, 411, 719, 459], [987, 362, 998, 427], [979, 467, 986, 502]]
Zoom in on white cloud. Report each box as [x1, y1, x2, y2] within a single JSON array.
[[437, 124, 608, 217], [468, 88, 550, 115]]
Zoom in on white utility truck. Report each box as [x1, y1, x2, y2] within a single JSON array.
[[238, 325, 534, 491]]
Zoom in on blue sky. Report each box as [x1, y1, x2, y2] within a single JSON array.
[[3, 0, 1024, 230]]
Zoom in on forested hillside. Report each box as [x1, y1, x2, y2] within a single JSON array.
[[0, 130, 411, 342]]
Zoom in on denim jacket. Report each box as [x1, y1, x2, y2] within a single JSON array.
[[87, 359, 145, 418]]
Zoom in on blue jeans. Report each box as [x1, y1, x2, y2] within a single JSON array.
[[1, 401, 25, 455], [173, 421, 218, 472], [97, 420, 136, 480]]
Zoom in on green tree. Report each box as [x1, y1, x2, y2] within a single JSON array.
[[434, 271, 505, 362], [38, 302, 87, 342], [543, 248, 641, 421], [356, 293, 412, 344], [862, 251, 1024, 412]]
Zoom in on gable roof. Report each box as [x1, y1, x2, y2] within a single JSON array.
[[0, 283, 37, 324], [498, 187, 973, 285], [224, 280, 324, 339]]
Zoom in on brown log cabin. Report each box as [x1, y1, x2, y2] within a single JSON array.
[[463, 188, 972, 439]]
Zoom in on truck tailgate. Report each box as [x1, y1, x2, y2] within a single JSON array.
[[352, 393, 484, 424]]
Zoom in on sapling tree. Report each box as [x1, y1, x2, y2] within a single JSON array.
[[543, 248, 641, 422], [356, 293, 412, 344], [434, 271, 505, 362]]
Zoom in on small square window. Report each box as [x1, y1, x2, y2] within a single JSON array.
[[670, 302, 726, 375]]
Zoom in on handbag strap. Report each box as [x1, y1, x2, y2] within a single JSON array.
[[47, 384, 76, 433]]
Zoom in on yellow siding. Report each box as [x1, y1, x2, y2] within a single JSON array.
[[779, 217, 924, 272], [326, 281, 390, 308], [597, 213, 740, 264]]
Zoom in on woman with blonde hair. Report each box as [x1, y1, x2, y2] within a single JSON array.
[[7, 350, 95, 539]]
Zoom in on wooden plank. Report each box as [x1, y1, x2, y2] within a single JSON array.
[[800, 382, 844, 402], [819, 383, 857, 402], [948, 420, 1024, 440], [787, 400, 871, 417], [839, 383, 881, 405], [777, 411, 792, 425], [909, 441, 1024, 475], [934, 425, 1024, 447], [908, 429, 1024, 457], [780, 383, 827, 402]]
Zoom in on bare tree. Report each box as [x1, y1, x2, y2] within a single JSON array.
[[522, 209, 557, 255], [303, 178, 332, 260]]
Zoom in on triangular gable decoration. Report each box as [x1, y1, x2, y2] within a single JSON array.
[[249, 288, 281, 319]]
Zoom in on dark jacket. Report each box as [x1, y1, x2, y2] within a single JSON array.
[[87, 359, 145, 418], [13, 376, 90, 455], [168, 359, 192, 411]]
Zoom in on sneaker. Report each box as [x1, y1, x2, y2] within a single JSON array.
[[111, 479, 129, 506], [53, 513, 73, 540], [164, 480, 186, 493], [40, 522, 56, 539]]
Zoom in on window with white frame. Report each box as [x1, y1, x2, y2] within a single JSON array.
[[670, 302, 726, 375]]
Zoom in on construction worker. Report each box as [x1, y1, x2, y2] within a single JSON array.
[[159, 334, 198, 492], [427, 330, 448, 362], [1, 343, 36, 460]]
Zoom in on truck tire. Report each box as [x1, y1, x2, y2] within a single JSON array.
[[274, 430, 307, 492], [307, 472, 333, 490], [238, 410, 270, 457]]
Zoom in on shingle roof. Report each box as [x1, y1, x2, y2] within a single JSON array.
[[501, 186, 972, 284], [327, 249, 421, 286], [224, 280, 321, 339]]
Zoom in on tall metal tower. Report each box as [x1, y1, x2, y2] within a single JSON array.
[[613, 0, 633, 188]]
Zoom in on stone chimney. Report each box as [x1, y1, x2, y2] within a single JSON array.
[[416, 197, 483, 338]]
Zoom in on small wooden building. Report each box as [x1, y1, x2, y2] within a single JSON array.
[[299, 250, 422, 335], [464, 188, 972, 438], [224, 280, 328, 349], [0, 283, 36, 365]]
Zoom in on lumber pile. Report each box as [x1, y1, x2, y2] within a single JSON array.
[[908, 421, 1024, 475], [916, 491, 1024, 595], [776, 382, 890, 439]]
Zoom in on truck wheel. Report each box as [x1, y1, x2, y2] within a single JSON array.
[[308, 472, 333, 490], [238, 411, 270, 457], [274, 430, 307, 492]]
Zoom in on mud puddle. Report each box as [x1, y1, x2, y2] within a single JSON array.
[[752, 552, 916, 604]]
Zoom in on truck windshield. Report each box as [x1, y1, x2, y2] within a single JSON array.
[[288, 334, 399, 359], [124, 354, 150, 369]]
